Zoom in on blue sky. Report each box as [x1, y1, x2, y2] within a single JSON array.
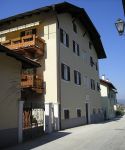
[[0, 0, 125, 101]]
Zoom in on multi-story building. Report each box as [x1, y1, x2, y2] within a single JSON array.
[[0, 2, 106, 138], [100, 76, 117, 120]]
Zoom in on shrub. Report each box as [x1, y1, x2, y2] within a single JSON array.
[[115, 109, 124, 116]]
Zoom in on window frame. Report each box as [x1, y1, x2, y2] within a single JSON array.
[[90, 56, 94, 67], [77, 109, 81, 117], [61, 63, 70, 81], [73, 22, 77, 33], [60, 28, 69, 47], [64, 109, 70, 120], [74, 70, 81, 85], [73, 40, 80, 56], [90, 79, 95, 90]]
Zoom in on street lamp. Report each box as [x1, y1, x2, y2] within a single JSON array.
[[115, 18, 125, 35]]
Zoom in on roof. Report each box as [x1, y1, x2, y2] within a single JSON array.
[[0, 2, 106, 59], [0, 44, 41, 68], [122, 0, 125, 15], [100, 79, 117, 90]]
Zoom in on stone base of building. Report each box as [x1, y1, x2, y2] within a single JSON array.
[[90, 113, 104, 123], [61, 116, 86, 129], [0, 128, 18, 149]]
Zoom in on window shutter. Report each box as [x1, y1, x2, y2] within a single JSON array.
[[67, 66, 70, 81], [90, 57, 93, 67], [66, 34, 69, 47], [93, 80, 95, 90], [73, 23, 77, 33], [32, 28, 36, 34], [60, 28, 63, 43], [73, 41, 75, 52], [77, 44, 80, 56], [91, 79, 92, 89], [61, 64, 64, 80], [74, 71, 77, 84], [20, 31, 25, 37], [79, 73, 81, 85]]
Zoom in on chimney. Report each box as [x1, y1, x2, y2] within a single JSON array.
[[102, 75, 105, 80], [106, 79, 109, 82]]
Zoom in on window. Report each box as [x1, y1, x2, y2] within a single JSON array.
[[90, 79, 95, 90], [64, 109, 69, 119], [97, 82, 100, 91], [0, 35, 5, 42], [90, 56, 94, 67], [73, 22, 77, 33], [73, 40, 80, 56], [77, 109, 81, 117], [89, 41, 92, 49], [25, 30, 32, 35], [83, 75, 90, 89], [95, 62, 98, 71], [20, 28, 36, 37], [61, 63, 70, 81], [74, 70, 81, 85], [82, 51, 88, 64], [60, 28, 69, 47]]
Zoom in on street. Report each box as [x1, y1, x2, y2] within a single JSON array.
[[5, 116, 125, 150]]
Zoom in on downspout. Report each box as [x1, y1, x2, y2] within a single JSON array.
[[52, 5, 62, 130]]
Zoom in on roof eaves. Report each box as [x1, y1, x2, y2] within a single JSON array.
[[0, 2, 106, 59]]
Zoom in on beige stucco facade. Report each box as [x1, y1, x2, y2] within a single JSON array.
[[0, 4, 105, 132], [0, 53, 21, 129], [0, 53, 21, 147], [57, 13, 102, 128]]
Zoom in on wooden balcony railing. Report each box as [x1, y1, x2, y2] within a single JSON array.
[[1, 35, 45, 58], [21, 74, 44, 94]]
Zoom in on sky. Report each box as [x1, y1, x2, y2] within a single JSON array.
[[0, 0, 125, 102]]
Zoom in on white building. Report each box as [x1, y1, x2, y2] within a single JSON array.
[[0, 2, 106, 137], [100, 77, 117, 120]]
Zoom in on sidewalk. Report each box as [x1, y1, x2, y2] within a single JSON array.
[[4, 131, 71, 150]]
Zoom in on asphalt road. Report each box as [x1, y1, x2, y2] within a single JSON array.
[[5, 116, 125, 150]]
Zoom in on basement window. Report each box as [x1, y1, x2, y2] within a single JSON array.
[[77, 109, 81, 117], [64, 109, 69, 119]]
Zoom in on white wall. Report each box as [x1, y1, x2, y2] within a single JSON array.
[[0, 53, 21, 130], [100, 84, 108, 97]]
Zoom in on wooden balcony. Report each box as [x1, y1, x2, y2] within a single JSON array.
[[21, 74, 44, 94], [1, 35, 45, 58]]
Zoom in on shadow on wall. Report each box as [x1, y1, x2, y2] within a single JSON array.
[[6, 131, 71, 150], [90, 112, 104, 123], [97, 115, 124, 124]]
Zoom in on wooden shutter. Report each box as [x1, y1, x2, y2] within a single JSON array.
[[79, 72, 81, 85], [61, 63, 64, 80], [66, 34, 69, 47], [74, 70, 77, 84], [20, 31, 25, 37], [67, 66, 70, 81], [77, 44, 80, 56], [60, 28, 63, 43], [73, 41, 75, 52]]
